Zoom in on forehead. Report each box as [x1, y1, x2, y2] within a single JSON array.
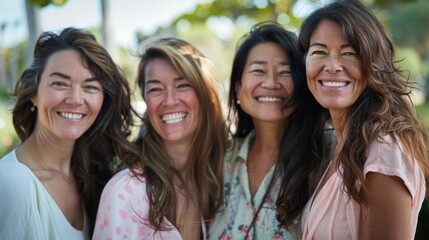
[[310, 20, 347, 44], [143, 57, 186, 86], [246, 42, 289, 63], [45, 50, 83, 69], [42, 50, 94, 78]]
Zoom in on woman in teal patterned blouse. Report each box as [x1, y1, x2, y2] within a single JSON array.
[[208, 22, 329, 239]]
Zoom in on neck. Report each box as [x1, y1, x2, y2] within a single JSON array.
[[330, 109, 347, 143], [252, 120, 285, 154], [164, 141, 191, 174], [21, 133, 74, 173]]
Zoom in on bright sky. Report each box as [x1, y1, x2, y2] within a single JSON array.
[[0, 0, 210, 47]]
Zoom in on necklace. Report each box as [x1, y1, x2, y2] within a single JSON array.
[[32, 145, 74, 184]]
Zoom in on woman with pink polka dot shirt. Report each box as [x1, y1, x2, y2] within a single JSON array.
[[92, 38, 227, 240]]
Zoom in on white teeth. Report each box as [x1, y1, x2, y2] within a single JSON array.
[[161, 112, 187, 124], [257, 97, 282, 102], [60, 112, 84, 119], [322, 81, 347, 87]]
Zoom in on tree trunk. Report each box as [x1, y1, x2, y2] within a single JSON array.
[[100, 0, 116, 59], [25, 0, 41, 68]]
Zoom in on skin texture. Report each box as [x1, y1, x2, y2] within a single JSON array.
[[237, 42, 295, 125], [306, 19, 413, 239], [144, 57, 200, 150], [32, 50, 104, 141], [143, 57, 203, 240], [236, 42, 295, 197], [306, 19, 366, 130], [19, 50, 104, 230], [361, 173, 412, 240]]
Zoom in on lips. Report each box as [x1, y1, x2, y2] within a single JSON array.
[[161, 112, 187, 124], [59, 112, 84, 119]]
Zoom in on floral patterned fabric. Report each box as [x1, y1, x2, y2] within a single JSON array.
[[208, 131, 299, 240]]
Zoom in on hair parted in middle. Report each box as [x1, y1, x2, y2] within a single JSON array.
[[130, 37, 227, 231], [227, 21, 329, 229]]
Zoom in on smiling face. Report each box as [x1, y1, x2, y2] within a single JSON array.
[[237, 42, 295, 123], [144, 57, 200, 146], [305, 20, 366, 113], [32, 50, 104, 141]]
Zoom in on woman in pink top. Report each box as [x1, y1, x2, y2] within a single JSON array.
[[296, 0, 429, 239], [93, 38, 227, 239]]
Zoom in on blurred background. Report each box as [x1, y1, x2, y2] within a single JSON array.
[[0, 0, 428, 237]]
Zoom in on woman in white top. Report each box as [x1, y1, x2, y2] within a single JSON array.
[[0, 27, 139, 240]]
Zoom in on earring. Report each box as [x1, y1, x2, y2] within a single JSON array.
[[236, 99, 240, 105], [30, 106, 36, 112]]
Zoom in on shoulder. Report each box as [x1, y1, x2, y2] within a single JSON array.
[[102, 168, 147, 197], [95, 168, 158, 239], [366, 134, 413, 169], [365, 134, 424, 200], [0, 150, 34, 195], [225, 132, 253, 164], [99, 168, 149, 210], [0, 150, 38, 237]]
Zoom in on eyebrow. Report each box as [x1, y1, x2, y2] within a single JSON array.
[[145, 76, 185, 85], [249, 60, 290, 66], [49, 71, 97, 82], [309, 43, 353, 49]]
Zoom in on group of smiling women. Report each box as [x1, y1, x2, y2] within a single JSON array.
[[1, 0, 428, 239]]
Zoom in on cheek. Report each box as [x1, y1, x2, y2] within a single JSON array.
[[90, 94, 105, 113], [356, 81, 367, 96], [237, 82, 252, 100], [305, 61, 317, 79], [188, 95, 201, 116], [145, 104, 160, 128], [145, 101, 158, 117], [283, 79, 295, 94], [238, 75, 256, 93], [306, 78, 318, 97]]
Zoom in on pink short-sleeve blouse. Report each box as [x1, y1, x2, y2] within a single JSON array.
[[301, 135, 426, 240]]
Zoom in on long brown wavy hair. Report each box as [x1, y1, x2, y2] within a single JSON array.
[[298, 0, 429, 202], [228, 22, 330, 230], [11, 27, 141, 236], [130, 38, 227, 232]]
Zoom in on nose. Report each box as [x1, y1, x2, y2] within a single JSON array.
[[324, 55, 343, 72], [65, 87, 84, 105], [162, 88, 179, 106], [261, 74, 281, 89]]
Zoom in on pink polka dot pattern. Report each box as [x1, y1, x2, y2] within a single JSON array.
[[92, 168, 198, 240], [119, 210, 128, 220], [118, 194, 125, 201]]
